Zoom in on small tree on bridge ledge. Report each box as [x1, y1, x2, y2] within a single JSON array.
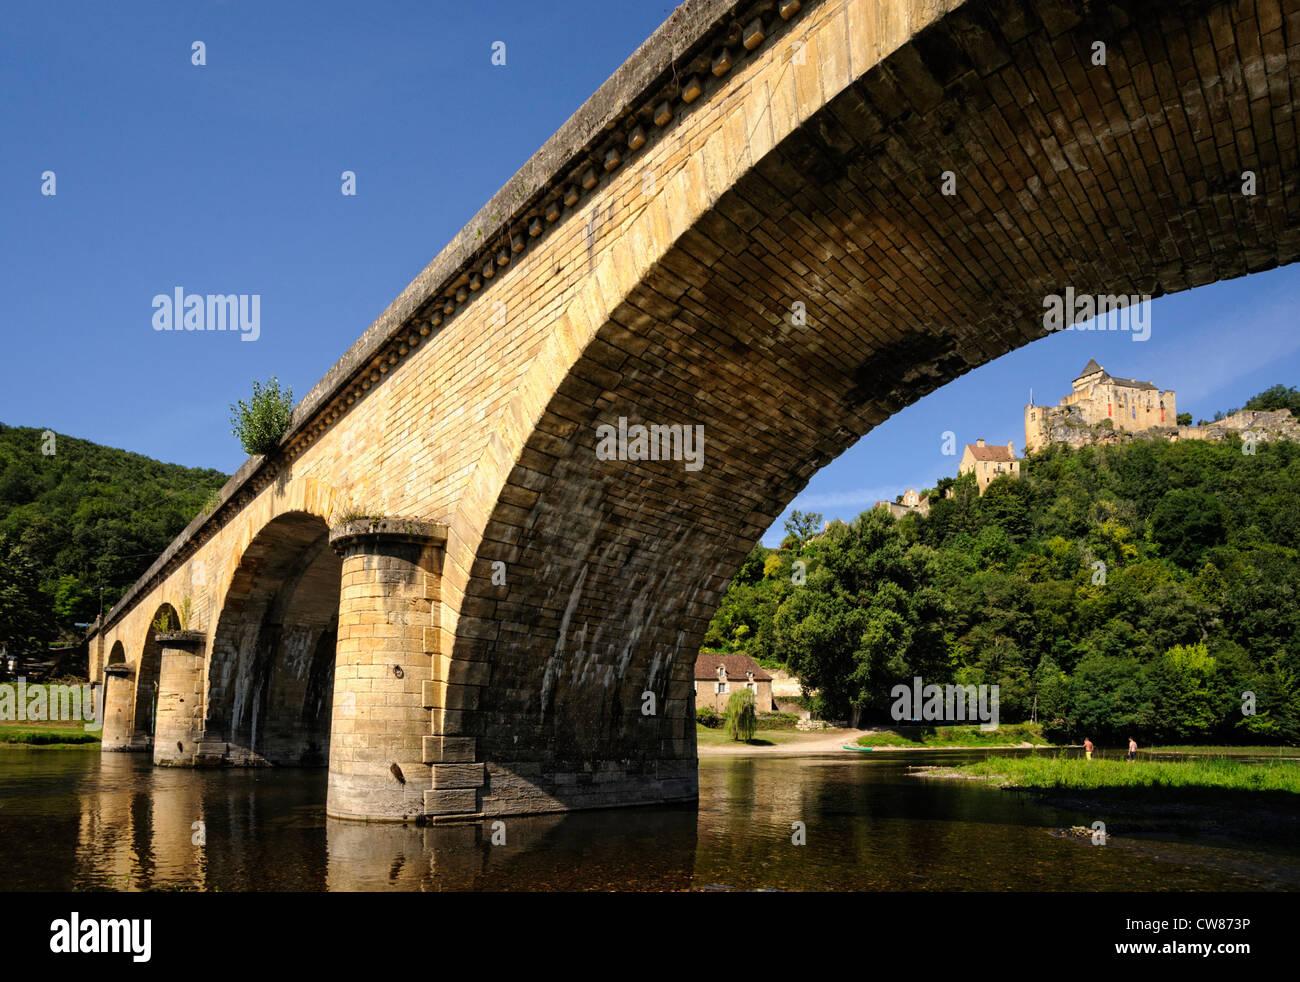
[[229, 377, 294, 457]]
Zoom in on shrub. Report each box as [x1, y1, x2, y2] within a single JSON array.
[[755, 712, 800, 731], [229, 376, 294, 456], [725, 689, 757, 741], [696, 706, 723, 728]]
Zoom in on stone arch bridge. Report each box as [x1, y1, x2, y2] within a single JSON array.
[[88, 0, 1300, 821]]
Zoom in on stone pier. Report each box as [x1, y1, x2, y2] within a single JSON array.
[[152, 631, 207, 766], [326, 519, 455, 822]]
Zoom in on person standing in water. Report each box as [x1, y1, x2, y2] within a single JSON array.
[[1127, 736, 1137, 761], [1084, 737, 1094, 760]]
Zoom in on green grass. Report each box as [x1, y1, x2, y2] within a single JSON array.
[[856, 722, 1051, 748], [0, 724, 101, 746], [695, 725, 823, 747], [1141, 745, 1300, 756], [943, 754, 1300, 794]]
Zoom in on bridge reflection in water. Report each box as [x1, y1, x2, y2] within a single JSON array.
[[59, 753, 698, 891], [0, 750, 1281, 891]]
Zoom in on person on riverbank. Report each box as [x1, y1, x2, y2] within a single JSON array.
[[1084, 737, 1094, 760], [1127, 737, 1137, 761]]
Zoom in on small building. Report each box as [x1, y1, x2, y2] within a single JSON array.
[[958, 438, 1021, 495], [874, 487, 930, 518], [693, 652, 774, 712]]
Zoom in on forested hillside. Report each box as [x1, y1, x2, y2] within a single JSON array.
[[0, 424, 227, 650], [707, 424, 1300, 745]]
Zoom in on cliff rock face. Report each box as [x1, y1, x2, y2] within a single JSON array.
[[1026, 404, 1137, 451], [1027, 404, 1299, 453], [1177, 409, 1300, 444]]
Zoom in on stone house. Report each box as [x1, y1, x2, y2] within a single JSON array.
[[693, 652, 774, 712], [958, 439, 1021, 495], [874, 487, 930, 518]]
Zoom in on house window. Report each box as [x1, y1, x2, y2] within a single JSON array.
[[746, 682, 757, 693], [693, 682, 698, 694], [716, 682, 728, 694]]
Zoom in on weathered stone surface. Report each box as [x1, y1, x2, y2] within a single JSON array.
[[88, 0, 1300, 821]]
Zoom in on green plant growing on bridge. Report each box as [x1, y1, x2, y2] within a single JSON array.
[[725, 689, 757, 742], [229, 376, 294, 457], [152, 609, 175, 635], [334, 507, 386, 524], [199, 488, 222, 517]]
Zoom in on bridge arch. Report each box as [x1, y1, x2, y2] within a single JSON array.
[[129, 603, 178, 749], [205, 511, 341, 766], [433, 0, 1300, 816]]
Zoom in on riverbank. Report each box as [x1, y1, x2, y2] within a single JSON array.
[[914, 754, 1300, 844], [855, 722, 1050, 748], [696, 726, 857, 755], [696, 725, 1049, 756], [0, 721, 100, 747], [920, 754, 1300, 793]]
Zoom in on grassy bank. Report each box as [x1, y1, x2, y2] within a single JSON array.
[[856, 723, 1051, 748], [0, 722, 100, 747], [936, 754, 1300, 794], [1141, 745, 1300, 757], [695, 725, 821, 748]]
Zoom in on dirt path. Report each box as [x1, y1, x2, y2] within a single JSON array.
[[697, 729, 867, 757], [697, 730, 1048, 757]]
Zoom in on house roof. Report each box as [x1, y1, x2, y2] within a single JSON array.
[[694, 652, 773, 681], [965, 443, 1016, 462], [1075, 358, 1158, 390], [1111, 377, 1157, 390]]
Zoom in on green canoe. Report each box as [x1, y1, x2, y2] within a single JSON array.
[[842, 744, 874, 751]]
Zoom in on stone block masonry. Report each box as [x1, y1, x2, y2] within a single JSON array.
[[327, 519, 458, 822], [87, 0, 1300, 821]]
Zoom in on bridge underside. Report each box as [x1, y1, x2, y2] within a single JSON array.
[[93, 0, 1300, 822], [452, 0, 1299, 815]]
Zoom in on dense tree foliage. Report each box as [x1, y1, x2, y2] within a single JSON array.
[[0, 424, 227, 643], [707, 432, 1300, 744]]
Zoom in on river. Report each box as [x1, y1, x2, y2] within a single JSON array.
[[1, 747, 1297, 891]]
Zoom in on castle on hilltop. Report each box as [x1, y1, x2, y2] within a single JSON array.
[[1026, 359, 1299, 452], [1025, 359, 1176, 453]]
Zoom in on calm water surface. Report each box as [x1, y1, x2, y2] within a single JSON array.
[[1, 747, 1297, 891]]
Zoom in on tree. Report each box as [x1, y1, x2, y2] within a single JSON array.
[[0, 423, 226, 640], [1176, 412, 1192, 426], [725, 688, 757, 741], [229, 376, 295, 456], [704, 399, 1300, 743], [782, 510, 823, 550], [1243, 383, 1300, 420], [1150, 489, 1227, 569], [0, 536, 53, 660]]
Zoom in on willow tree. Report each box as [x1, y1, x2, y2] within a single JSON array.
[[725, 689, 757, 742]]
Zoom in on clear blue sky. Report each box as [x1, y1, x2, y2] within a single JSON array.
[[3, 0, 1298, 547]]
